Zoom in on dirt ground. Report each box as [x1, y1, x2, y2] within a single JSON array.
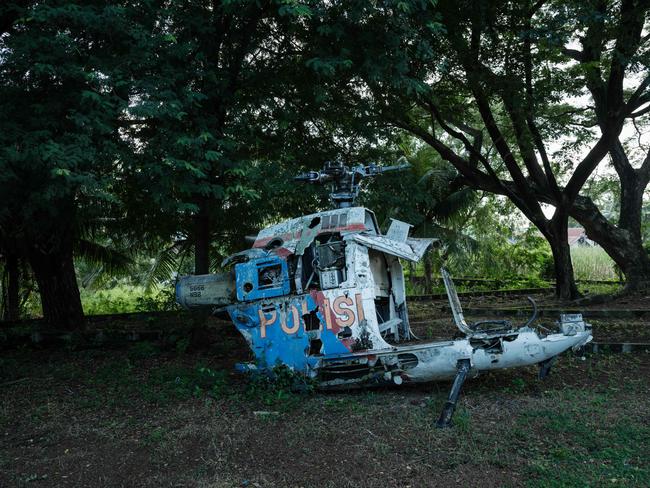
[[1, 292, 649, 487], [423, 289, 650, 311], [1, 332, 649, 487], [408, 292, 650, 343]]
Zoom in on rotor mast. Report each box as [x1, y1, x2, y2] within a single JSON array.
[[294, 159, 411, 209]]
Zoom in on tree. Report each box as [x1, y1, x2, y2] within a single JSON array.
[[554, 0, 650, 291], [304, 0, 649, 298], [122, 0, 318, 275], [0, 1, 140, 328]]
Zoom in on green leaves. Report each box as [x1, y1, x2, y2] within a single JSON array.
[[278, 1, 313, 18], [51, 168, 72, 178], [305, 57, 352, 76], [205, 150, 222, 162]]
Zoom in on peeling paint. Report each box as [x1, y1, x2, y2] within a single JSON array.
[[175, 161, 593, 425]]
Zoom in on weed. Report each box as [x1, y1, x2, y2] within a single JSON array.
[[372, 441, 392, 456], [511, 377, 527, 393], [144, 427, 168, 446], [128, 341, 160, 360], [453, 406, 471, 432], [80, 285, 178, 315], [147, 364, 229, 402], [502, 376, 527, 394], [322, 397, 355, 413], [242, 365, 314, 411], [175, 337, 190, 355]]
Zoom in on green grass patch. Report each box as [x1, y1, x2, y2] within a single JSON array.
[[2, 348, 649, 487], [571, 246, 619, 281], [80, 285, 176, 315], [519, 393, 650, 487]]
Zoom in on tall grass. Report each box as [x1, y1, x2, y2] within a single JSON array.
[[570, 246, 619, 281]]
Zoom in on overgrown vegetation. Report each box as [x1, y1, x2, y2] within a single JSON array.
[[1, 0, 649, 326], [1, 346, 647, 487], [79, 286, 177, 315]]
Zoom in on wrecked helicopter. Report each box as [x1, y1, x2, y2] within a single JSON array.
[[175, 161, 592, 427]]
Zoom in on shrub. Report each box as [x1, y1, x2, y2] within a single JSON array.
[[80, 285, 177, 315]]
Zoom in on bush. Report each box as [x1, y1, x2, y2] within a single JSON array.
[[80, 285, 177, 315]]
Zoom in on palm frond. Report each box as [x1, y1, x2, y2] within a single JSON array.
[[144, 239, 192, 291], [76, 239, 134, 276], [433, 188, 476, 221]]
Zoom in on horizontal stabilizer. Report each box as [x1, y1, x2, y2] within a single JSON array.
[[176, 272, 236, 310]]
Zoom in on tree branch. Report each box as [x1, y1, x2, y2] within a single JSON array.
[[629, 103, 650, 119], [388, 114, 518, 200], [425, 101, 494, 174], [638, 147, 650, 184], [564, 135, 610, 203], [606, 0, 646, 123], [560, 47, 585, 62], [626, 76, 650, 112]]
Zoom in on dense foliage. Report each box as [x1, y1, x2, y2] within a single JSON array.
[[0, 0, 647, 324]]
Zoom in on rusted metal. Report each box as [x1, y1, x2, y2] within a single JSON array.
[[175, 161, 593, 425]]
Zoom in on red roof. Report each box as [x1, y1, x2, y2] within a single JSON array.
[[567, 228, 586, 245]]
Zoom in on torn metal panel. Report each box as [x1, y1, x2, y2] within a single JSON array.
[[252, 207, 374, 251], [407, 237, 439, 259], [235, 257, 290, 302], [176, 160, 593, 426], [349, 233, 435, 262], [221, 248, 268, 268], [295, 218, 322, 256], [386, 219, 412, 242]]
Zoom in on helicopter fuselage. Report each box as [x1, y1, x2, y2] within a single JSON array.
[[176, 206, 592, 389]]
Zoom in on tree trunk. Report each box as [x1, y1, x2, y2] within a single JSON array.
[[2, 253, 20, 321], [194, 198, 210, 275], [580, 223, 650, 291], [28, 243, 85, 331], [545, 213, 580, 300], [423, 253, 433, 294], [609, 147, 650, 291], [571, 194, 650, 291], [549, 237, 580, 300], [621, 248, 650, 291]]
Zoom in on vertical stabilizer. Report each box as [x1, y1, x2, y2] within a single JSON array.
[[441, 268, 474, 335]]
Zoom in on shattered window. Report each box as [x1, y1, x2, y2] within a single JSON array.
[[316, 241, 345, 270], [258, 264, 282, 288]]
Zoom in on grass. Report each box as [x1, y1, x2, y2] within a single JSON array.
[[403, 245, 620, 296], [80, 285, 145, 314], [522, 405, 649, 487], [577, 282, 624, 295], [22, 284, 177, 318], [0, 345, 648, 487], [571, 246, 619, 281], [405, 277, 552, 296]]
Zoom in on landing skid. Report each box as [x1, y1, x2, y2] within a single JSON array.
[[436, 358, 471, 428], [538, 356, 556, 379]]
